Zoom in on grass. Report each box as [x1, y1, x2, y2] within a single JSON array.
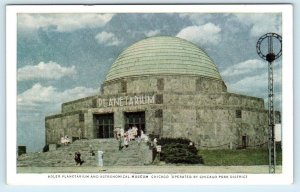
[[198, 149, 282, 166]]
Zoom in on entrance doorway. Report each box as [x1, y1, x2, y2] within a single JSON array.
[[124, 112, 145, 136], [242, 135, 247, 149], [94, 114, 114, 138]]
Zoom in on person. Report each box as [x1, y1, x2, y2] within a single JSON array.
[[123, 132, 129, 148], [61, 135, 71, 145], [132, 125, 138, 138], [140, 130, 148, 142], [74, 151, 84, 166], [114, 127, 120, 140], [153, 138, 158, 147], [152, 138, 158, 162], [78, 128, 82, 140], [120, 128, 124, 138], [118, 137, 123, 150], [127, 127, 135, 141]]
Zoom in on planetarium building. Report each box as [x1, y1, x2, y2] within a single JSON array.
[[45, 36, 274, 149]]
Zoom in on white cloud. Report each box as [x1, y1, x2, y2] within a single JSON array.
[[17, 84, 99, 152], [179, 13, 213, 25], [225, 60, 282, 110], [18, 13, 114, 32], [227, 71, 282, 110], [233, 13, 281, 37], [227, 60, 282, 110], [17, 83, 98, 108], [228, 72, 267, 94], [176, 23, 221, 45], [225, 59, 281, 92], [230, 69, 281, 92], [145, 29, 160, 37], [17, 61, 76, 81], [221, 59, 266, 77], [95, 31, 122, 46]]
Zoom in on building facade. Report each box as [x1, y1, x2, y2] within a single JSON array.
[[45, 36, 275, 149]]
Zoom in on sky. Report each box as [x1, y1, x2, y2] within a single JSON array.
[[16, 12, 282, 152]]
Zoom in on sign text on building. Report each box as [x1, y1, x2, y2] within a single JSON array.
[[98, 95, 155, 107]]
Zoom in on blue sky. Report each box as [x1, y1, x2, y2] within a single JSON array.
[[17, 13, 282, 152]]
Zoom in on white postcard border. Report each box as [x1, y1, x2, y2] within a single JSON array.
[[6, 4, 293, 185]]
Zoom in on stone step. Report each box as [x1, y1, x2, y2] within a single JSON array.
[[17, 139, 152, 167]]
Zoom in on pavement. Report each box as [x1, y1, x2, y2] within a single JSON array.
[[17, 165, 282, 174]]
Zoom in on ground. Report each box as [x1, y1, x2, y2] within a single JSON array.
[[17, 165, 282, 174]]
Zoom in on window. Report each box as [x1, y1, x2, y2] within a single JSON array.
[[156, 94, 163, 104], [157, 78, 164, 91], [94, 114, 114, 138], [79, 113, 85, 122], [242, 135, 247, 149], [121, 80, 127, 93], [236, 110, 242, 118], [124, 111, 145, 136], [155, 109, 163, 118]]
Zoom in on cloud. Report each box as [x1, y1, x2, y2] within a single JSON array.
[[17, 83, 98, 109], [227, 71, 282, 110], [176, 23, 221, 45], [95, 31, 122, 46], [221, 59, 266, 77], [224, 59, 281, 92], [144, 29, 160, 37], [229, 69, 281, 92], [229, 72, 267, 94], [233, 13, 281, 37], [179, 13, 213, 25], [223, 59, 282, 110], [229, 73, 281, 109], [17, 84, 99, 152], [17, 61, 76, 81], [18, 13, 114, 32]]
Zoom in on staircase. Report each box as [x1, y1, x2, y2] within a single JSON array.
[[17, 139, 152, 167]]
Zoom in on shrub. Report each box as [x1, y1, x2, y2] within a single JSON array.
[[43, 144, 49, 152], [158, 137, 191, 145], [157, 137, 203, 164]]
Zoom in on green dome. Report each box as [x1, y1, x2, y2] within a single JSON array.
[[105, 36, 222, 81]]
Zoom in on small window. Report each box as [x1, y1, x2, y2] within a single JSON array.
[[155, 109, 163, 118], [121, 80, 127, 93], [196, 77, 202, 91], [156, 94, 163, 104], [157, 78, 164, 91], [236, 110, 242, 118], [79, 113, 85, 122], [242, 135, 247, 149]]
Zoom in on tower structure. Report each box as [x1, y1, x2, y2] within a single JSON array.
[[256, 32, 282, 173]]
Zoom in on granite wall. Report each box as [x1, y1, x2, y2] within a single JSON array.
[[45, 75, 273, 149]]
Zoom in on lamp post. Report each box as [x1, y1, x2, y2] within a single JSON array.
[[256, 33, 282, 173]]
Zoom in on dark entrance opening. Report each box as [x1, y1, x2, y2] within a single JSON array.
[[242, 135, 247, 149], [94, 114, 114, 138], [124, 111, 145, 136]]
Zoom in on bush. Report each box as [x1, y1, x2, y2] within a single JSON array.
[[158, 137, 203, 164], [43, 144, 49, 152], [158, 137, 191, 145]]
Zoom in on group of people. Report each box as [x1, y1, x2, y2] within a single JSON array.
[[114, 126, 149, 150], [61, 135, 71, 145]]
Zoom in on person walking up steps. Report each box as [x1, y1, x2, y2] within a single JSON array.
[[74, 151, 84, 166]]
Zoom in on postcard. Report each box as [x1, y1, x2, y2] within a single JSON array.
[[6, 4, 293, 185]]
